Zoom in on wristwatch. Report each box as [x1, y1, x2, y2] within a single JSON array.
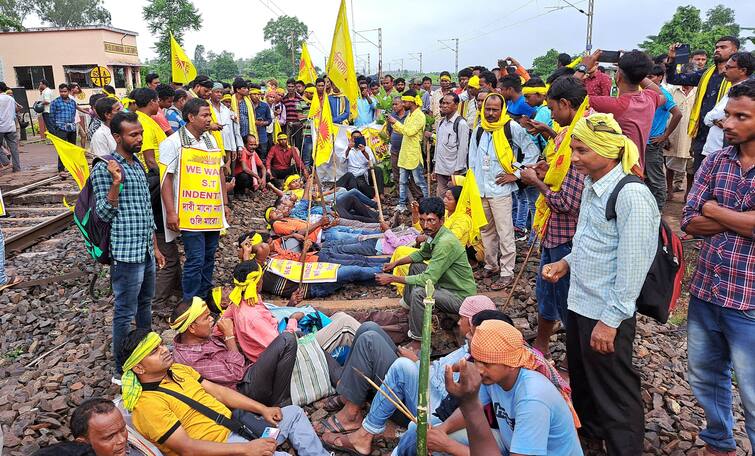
[[575, 64, 588, 73]]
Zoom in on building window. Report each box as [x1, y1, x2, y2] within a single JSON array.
[[14, 66, 55, 90], [64, 65, 98, 89], [113, 66, 127, 88]]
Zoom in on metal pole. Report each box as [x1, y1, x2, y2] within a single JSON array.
[[368, 54, 371, 75], [378, 28, 383, 79], [290, 32, 296, 76], [419, 52, 423, 74], [454, 38, 459, 74], [585, 0, 594, 52]]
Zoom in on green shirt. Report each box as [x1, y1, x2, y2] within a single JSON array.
[[298, 99, 312, 137], [406, 226, 477, 298]]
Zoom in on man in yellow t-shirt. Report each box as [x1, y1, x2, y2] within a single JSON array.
[[122, 328, 330, 456], [386, 89, 429, 212]]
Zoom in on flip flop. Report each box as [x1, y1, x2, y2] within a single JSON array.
[[0, 276, 22, 292], [322, 395, 345, 412], [474, 268, 498, 280], [490, 276, 513, 291], [316, 414, 358, 434], [321, 432, 370, 456]]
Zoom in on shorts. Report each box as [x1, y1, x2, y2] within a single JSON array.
[[664, 156, 690, 174], [536, 242, 572, 325]]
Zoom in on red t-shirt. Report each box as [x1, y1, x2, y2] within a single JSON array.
[[589, 90, 662, 169], [584, 71, 612, 97], [234, 148, 263, 176]]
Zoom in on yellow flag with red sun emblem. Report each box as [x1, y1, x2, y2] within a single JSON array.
[[310, 91, 335, 167], [48, 133, 89, 190], [326, 0, 359, 120], [297, 42, 318, 86], [170, 32, 197, 85]]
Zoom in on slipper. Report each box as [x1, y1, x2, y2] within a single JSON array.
[[474, 268, 498, 280], [316, 414, 358, 434], [322, 395, 345, 412], [0, 276, 22, 291], [490, 276, 513, 291], [321, 432, 370, 456]]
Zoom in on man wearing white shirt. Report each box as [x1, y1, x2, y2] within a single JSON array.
[[210, 84, 244, 173], [434, 93, 470, 197], [160, 98, 230, 304], [89, 97, 122, 158], [335, 130, 383, 198], [702, 52, 753, 157], [0, 82, 22, 171]]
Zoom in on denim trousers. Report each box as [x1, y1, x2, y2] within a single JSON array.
[[399, 166, 429, 206], [227, 405, 330, 455], [308, 264, 383, 297], [321, 226, 381, 243], [181, 230, 220, 301], [512, 185, 538, 231], [111, 255, 155, 372], [0, 228, 6, 284], [302, 135, 313, 167], [535, 242, 572, 326], [320, 238, 379, 256], [688, 295, 755, 452]]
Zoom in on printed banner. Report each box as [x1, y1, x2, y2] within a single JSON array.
[[266, 258, 340, 284], [177, 147, 225, 231]]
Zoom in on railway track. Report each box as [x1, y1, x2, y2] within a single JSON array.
[[2, 174, 79, 254]]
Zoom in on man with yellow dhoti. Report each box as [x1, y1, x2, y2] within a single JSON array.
[[386, 89, 430, 212]]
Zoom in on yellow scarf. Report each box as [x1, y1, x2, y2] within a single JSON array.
[[231, 94, 258, 139], [532, 96, 589, 239], [522, 87, 547, 95], [121, 332, 162, 411], [273, 117, 283, 144], [169, 297, 208, 333], [229, 269, 263, 305], [479, 93, 515, 174], [209, 104, 225, 151], [688, 66, 730, 137], [572, 112, 640, 175], [401, 94, 423, 108]]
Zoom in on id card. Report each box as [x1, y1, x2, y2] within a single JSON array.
[[482, 155, 491, 171]]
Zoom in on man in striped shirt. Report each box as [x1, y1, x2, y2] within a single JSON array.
[[282, 78, 303, 150]]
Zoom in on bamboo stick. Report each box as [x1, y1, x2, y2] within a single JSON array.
[[416, 279, 435, 455], [353, 367, 417, 423], [369, 165, 385, 223], [502, 219, 548, 310]]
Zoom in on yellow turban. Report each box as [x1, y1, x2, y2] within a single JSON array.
[[439, 75, 452, 82], [401, 94, 423, 108], [304, 87, 316, 95], [467, 75, 480, 89], [284, 174, 302, 190], [221, 94, 232, 102], [121, 332, 162, 411], [522, 86, 547, 95], [571, 113, 640, 175], [250, 88, 262, 95], [169, 297, 209, 333], [229, 267, 263, 306], [276, 87, 285, 95]]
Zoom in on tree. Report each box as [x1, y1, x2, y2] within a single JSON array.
[[247, 48, 291, 80], [205, 50, 238, 81], [263, 15, 309, 74], [0, 0, 32, 29], [0, 14, 23, 31], [142, 0, 202, 79], [194, 44, 209, 75], [34, 0, 111, 27], [530, 49, 561, 79], [639, 4, 740, 59]]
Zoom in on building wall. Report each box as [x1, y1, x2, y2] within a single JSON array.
[[0, 28, 142, 106]]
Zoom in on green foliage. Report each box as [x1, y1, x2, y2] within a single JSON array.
[[263, 15, 308, 63], [244, 48, 291, 81], [639, 4, 740, 59], [194, 44, 209, 75], [530, 48, 561, 78], [0, 13, 23, 31], [0, 0, 31, 30], [34, 0, 111, 27], [206, 50, 238, 81], [142, 0, 202, 80]]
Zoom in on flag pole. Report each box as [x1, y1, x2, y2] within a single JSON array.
[[369, 165, 385, 223]]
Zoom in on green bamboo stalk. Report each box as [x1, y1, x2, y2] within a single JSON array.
[[416, 279, 435, 455]]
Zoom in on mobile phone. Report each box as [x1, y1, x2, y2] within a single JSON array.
[[675, 44, 691, 64], [599, 50, 621, 64], [261, 427, 280, 439]]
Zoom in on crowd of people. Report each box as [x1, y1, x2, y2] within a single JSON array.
[[1, 33, 753, 456]]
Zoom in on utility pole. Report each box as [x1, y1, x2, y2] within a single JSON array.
[[438, 38, 459, 74], [585, 0, 594, 51], [355, 28, 383, 79], [410, 52, 423, 73], [290, 31, 296, 76]]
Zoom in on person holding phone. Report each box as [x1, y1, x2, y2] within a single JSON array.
[[335, 130, 383, 198]]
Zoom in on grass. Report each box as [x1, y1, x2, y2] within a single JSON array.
[[4, 347, 24, 361]]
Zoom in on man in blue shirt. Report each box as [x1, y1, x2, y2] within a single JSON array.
[[542, 113, 659, 456], [49, 83, 78, 173], [499, 74, 536, 119], [522, 78, 553, 152], [250, 86, 272, 158], [355, 80, 377, 127], [646, 65, 681, 210]]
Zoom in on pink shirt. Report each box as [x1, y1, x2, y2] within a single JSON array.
[[589, 90, 662, 169], [152, 110, 172, 134], [221, 300, 297, 363]]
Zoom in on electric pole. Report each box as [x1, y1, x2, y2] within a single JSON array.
[[585, 0, 594, 51], [410, 52, 423, 73], [355, 28, 383, 79], [290, 32, 296, 76], [438, 38, 459, 74]]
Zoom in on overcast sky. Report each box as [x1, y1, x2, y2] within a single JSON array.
[[95, 0, 752, 73]]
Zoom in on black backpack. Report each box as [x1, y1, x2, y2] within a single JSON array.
[[73, 155, 137, 265], [606, 175, 684, 323]]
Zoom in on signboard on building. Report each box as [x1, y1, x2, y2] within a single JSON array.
[[89, 66, 111, 87]]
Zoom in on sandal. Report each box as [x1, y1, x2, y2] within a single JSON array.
[[490, 276, 513, 291], [321, 432, 370, 456], [322, 395, 345, 412], [316, 414, 359, 434], [474, 268, 498, 280], [0, 276, 22, 291]]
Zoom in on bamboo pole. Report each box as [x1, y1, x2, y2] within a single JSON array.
[[369, 165, 385, 223], [424, 137, 432, 196], [416, 279, 435, 455], [295, 175, 316, 291], [353, 368, 417, 423], [501, 219, 548, 310]]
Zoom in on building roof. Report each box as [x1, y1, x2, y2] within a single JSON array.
[[1, 25, 138, 36]]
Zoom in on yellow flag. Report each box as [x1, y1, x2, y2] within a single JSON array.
[[298, 42, 318, 85], [326, 0, 359, 120], [311, 93, 335, 166], [48, 133, 89, 190], [453, 170, 488, 246], [170, 32, 197, 85], [272, 117, 282, 143]]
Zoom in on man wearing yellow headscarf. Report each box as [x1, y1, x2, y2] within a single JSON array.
[[121, 328, 330, 456], [469, 92, 539, 291], [430, 72, 454, 120], [541, 112, 659, 456], [458, 71, 481, 129], [386, 89, 430, 212]]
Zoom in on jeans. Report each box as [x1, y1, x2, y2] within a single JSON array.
[[339, 188, 378, 208], [318, 250, 388, 266], [687, 295, 755, 452], [111, 255, 156, 373], [321, 238, 379, 256], [302, 135, 313, 167], [399, 165, 429, 206], [535, 242, 572, 326], [48, 124, 76, 172], [645, 141, 667, 210], [337, 323, 398, 405], [512, 185, 538, 231], [0, 131, 21, 171], [230, 405, 330, 456], [321, 226, 381, 243], [308, 264, 383, 297], [181, 230, 220, 301]]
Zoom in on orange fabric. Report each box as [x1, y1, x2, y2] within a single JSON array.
[[271, 219, 321, 242], [270, 239, 319, 262], [471, 320, 538, 369]]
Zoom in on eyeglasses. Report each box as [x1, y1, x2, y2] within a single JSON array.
[[585, 118, 620, 135]]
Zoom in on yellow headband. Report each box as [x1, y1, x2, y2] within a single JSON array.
[[264, 207, 275, 229], [440, 75, 452, 82], [304, 87, 316, 94], [467, 75, 481, 89], [284, 174, 301, 190], [250, 88, 262, 95], [221, 94, 232, 102], [401, 94, 423, 107], [278, 133, 288, 139], [242, 232, 263, 248], [170, 297, 209, 333], [229, 268, 263, 306], [522, 87, 547, 95], [121, 332, 162, 411], [571, 113, 640, 175], [276, 87, 285, 94]]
